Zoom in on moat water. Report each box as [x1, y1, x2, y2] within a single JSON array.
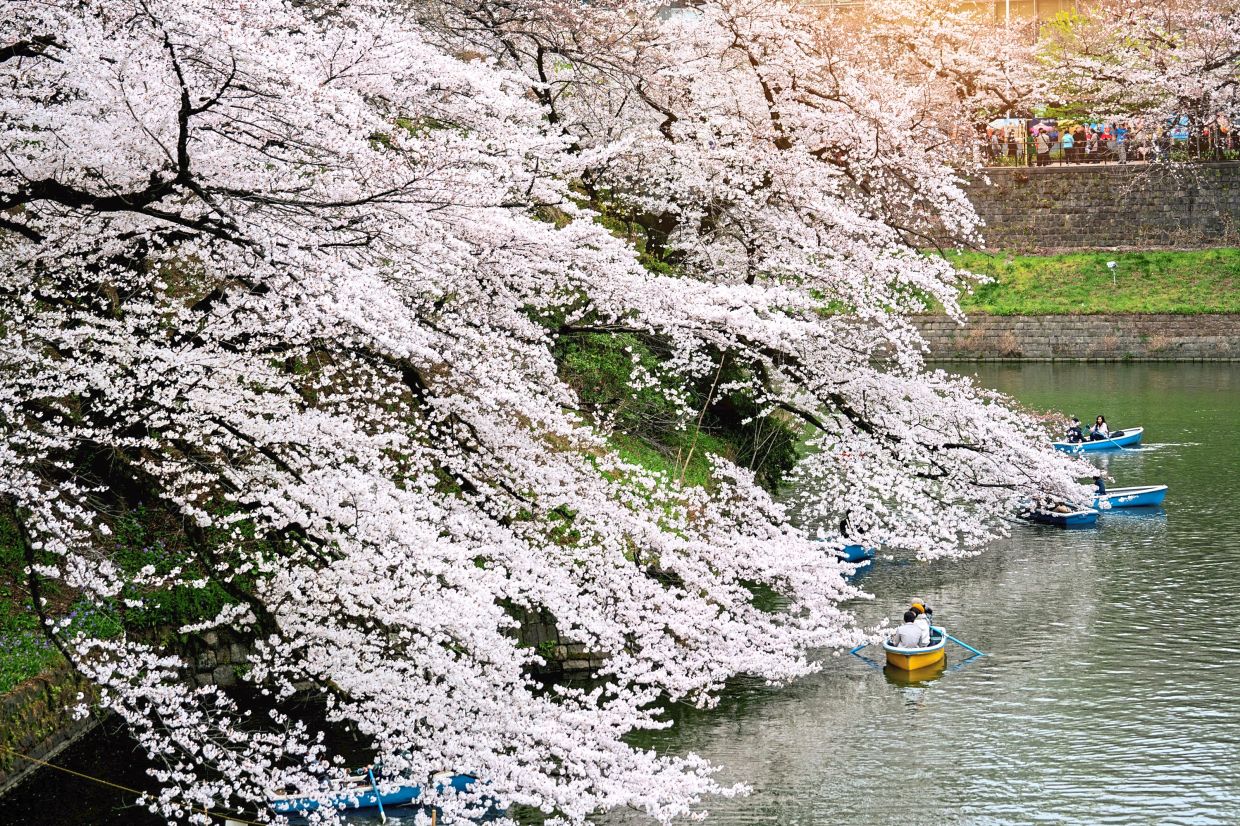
[[4, 363, 1238, 824]]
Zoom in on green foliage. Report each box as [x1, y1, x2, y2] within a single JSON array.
[[948, 249, 1240, 315], [557, 333, 799, 493], [610, 431, 729, 490], [558, 333, 684, 436], [105, 509, 236, 632], [0, 505, 237, 692], [0, 510, 58, 692], [0, 621, 61, 694]]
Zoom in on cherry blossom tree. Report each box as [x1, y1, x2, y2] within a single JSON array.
[[1041, 0, 1240, 146], [1, 0, 1087, 823], [863, 0, 1048, 123]]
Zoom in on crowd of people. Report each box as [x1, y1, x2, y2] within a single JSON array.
[[984, 115, 1238, 167]]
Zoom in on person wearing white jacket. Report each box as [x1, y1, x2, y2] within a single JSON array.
[[889, 610, 929, 648], [911, 599, 934, 641]]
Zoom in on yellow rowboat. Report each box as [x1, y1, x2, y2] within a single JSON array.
[[882, 625, 947, 671], [883, 659, 946, 686]]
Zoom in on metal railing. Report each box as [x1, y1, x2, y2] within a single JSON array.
[[980, 135, 1240, 167]]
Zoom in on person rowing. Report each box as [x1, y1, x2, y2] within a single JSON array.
[[1065, 416, 1084, 443], [889, 609, 929, 648]]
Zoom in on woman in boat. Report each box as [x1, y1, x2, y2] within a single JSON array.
[[910, 600, 933, 638], [1089, 415, 1109, 441]]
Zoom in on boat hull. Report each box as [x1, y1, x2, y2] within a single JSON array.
[[1024, 509, 1099, 527], [271, 773, 478, 815], [1093, 484, 1168, 509], [883, 627, 947, 671], [884, 660, 947, 685], [1053, 426, 1143, 453], [839, 543, 876, 563]]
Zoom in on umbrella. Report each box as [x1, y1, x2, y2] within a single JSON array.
[[988, 117, 1023, 129]]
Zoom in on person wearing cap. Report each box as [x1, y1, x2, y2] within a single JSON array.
[[1065, 416, 1084, 443], [889, 610, 927, 648], [910, 600, 933, 642]]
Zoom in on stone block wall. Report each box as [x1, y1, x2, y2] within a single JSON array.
[[513, 607, 606, 675], [0, 661, 98, 795], [965, 163, 1240, 250], [182, 630, 253, 688], [914, 314, 1240, 360]]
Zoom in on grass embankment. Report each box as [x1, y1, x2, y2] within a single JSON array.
[[949, 249, 1240, 315], [0, 508, 233, 693], [0, 515, 66, 693], [557, 331, 799, 494]]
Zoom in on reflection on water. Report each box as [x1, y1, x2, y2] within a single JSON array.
[[4, 365, 1239, 825], [881, 661, 946, 686]]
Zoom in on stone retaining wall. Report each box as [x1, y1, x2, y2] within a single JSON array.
[[965, 163, 1240, 250], [183, 629, 253, 688], [513, 608, 606, 675], [0, 661, 98, 796], [914, 314, 1240, 360]]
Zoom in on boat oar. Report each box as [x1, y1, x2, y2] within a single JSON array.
[[367, 767, 387, 824], [1095, 430, 1132, 450], [849, 643, 868, 654], [945, 634, 984, 657]]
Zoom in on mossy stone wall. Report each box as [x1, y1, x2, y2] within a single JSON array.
[[915, 314, 1240, 360], [0, 661, 98, 795], [966, 163, 1240, 250]]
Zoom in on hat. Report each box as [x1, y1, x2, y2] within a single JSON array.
[[910, 600, 925, 613]]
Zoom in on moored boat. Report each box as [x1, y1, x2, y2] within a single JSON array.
[[1093, 484, 1168, 510], [1052, 426, 1143, 453], [839, 543, 876, 563], [270, 771, 483, 817], [882, 625, 947, 671], [1023, 508, 1099, 527]]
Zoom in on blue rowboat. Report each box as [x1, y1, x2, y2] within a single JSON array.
[[839, 543, 876, 563], [270, 771, 483, 816], [1023, 508, 1099, 527], [1093, 484, 1168, 510], [1052, 426, 1143, 453]]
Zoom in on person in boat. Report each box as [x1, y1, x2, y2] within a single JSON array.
[[1094, 476, 1106, 494], [1089, 415, 1109, 441], [889, 609, 929, 648], [910, 600, 933, 638], [1065, 416, 1084, 443]]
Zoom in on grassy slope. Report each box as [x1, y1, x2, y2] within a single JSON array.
[[0, 516, 66, 692], [946, 248, 1240, 315]]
